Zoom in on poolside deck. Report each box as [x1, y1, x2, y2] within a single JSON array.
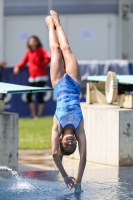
[[18, 150, 116, 172]]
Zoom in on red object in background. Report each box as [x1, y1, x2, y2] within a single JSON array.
[[17, 47, 51, 79]]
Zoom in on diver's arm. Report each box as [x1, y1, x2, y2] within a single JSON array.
[[76, 123, 86, 184], [77, 133, 86, 183], [69, 124, 86, 194], [51, 125, 68, 178], [52, 125, 76, 188]]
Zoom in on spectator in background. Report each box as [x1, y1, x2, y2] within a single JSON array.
[[13, 36, 51, 118]]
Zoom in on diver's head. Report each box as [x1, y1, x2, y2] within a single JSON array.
[[59, 125, 77, 159]]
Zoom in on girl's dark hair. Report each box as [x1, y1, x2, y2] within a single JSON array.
[[27, 35, 43, 50], [58, 142, 77, 161]]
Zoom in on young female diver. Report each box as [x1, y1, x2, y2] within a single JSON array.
[[46, 10, 86, 194]]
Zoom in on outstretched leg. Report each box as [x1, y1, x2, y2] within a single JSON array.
[[50, 10, 81, 85], [45, 16, 65, 88]]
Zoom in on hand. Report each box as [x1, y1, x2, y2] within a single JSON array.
[[13, 66, 19, 74], [73, 183, 83, 194], [64, 176, 76, 190]]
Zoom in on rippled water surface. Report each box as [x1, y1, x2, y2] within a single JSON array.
[[1, 166, 133, 199]]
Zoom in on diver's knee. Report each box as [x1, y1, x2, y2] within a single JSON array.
[[51, 44, 61, 53], [61, 45, 71, 53]]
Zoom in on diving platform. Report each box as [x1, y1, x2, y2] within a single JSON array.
[[86, 71, 133, 109], [0, 82, 53, 94]]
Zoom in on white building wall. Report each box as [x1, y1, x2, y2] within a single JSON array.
[[67, 14, 118, 60], [4, 14, 118, 66]]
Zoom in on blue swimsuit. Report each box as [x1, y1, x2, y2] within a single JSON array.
[[54, 73, 83, 130]]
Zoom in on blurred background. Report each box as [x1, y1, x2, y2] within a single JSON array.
[[0, 0, 133, 117]]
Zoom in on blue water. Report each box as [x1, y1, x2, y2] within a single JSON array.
[[1, 167, 133, 199]]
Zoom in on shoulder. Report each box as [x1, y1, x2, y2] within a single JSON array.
[[22, 50, 30, 59], [25, 49, 30, 55]]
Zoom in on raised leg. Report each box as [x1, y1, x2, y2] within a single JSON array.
[[45, 16, 65, 88], [50, 10, 81, 85]]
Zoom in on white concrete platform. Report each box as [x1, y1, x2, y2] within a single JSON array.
[[72, 103, 133, 167], [0, 112, 18, 170]]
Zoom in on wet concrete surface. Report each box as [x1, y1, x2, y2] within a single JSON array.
[[18, 150, 116, 171], [18, 150, 55, 171]]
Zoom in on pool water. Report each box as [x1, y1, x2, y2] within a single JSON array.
[[0, 166, 133, 200]]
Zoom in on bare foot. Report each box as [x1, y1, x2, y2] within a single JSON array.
[[50, 10, 60, 26], [45, 16, 54, 27]]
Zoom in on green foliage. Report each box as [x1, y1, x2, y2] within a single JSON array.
[[18, 117, 53, 150]]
